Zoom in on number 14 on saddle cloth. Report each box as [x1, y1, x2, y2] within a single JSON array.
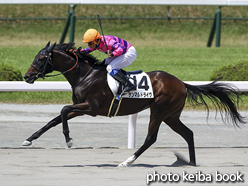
[[107, 72, 154, 99]]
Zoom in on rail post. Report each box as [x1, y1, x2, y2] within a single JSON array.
[[215, 6, 222, 47], [59, 12, 70, 44], [59, 5, 76, 44], [207, 14, 216, 47], [69, 5, 76, 43], [207, 6, 222, 47], [128, 114, 137, 149]]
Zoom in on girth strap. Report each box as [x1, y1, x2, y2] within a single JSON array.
[[107, 95, 122, 118]]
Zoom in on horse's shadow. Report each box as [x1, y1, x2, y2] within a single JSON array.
[[54, 153, 195, 168], [85, 163, 190, 168], [57, 163, 191, 168], [86, 156, 194, 168]]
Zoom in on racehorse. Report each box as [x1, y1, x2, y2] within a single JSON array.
[[23, 41, 246, 166]]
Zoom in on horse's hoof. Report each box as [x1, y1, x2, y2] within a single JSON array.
[[118, 161, 133, 167], [189, 161, 197, 166], [67, 138, 73, 148], [118, 162, 129, 167], [22, 140, 32, 146], [171, 152, 194, 166], [118, 155, 136, 167]]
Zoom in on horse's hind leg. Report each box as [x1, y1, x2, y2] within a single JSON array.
[[119, 115, 162, 167], [164, 116, 196, 166]]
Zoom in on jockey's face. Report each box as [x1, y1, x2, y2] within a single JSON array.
[[88, 41, 96, 49], [88, 39, 99, 49]]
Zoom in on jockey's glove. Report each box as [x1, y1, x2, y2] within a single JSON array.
[[107, 50, 114, 58]]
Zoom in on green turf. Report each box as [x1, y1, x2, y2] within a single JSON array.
[[0, 5, 248, 108]]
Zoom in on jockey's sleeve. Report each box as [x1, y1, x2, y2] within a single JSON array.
[[80, 47, 95, 53], [111, 42, 126, 56], [106, 36, 132, 57]]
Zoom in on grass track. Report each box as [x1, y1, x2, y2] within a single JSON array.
[[0, 5, 248, 108]]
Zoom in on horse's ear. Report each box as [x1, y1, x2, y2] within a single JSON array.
[[45, 41, 50, 48], [47, 42, 56, 53]]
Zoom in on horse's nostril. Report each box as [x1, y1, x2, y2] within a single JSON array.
[[24, 75, 30, 81]]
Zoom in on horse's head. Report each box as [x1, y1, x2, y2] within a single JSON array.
[[24, 41, 56, 84]]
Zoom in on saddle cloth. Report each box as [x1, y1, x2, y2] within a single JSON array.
[[107, 72, 154, 99]]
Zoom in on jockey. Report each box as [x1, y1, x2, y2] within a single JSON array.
[[80, 28, 137, 93]]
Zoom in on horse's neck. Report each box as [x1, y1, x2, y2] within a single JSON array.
[[53, 50, 100, 88], [53, 50, 75, 72], [53, 50, 82, 86]]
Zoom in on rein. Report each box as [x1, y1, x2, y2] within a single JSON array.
[[50, 49, 96, 89], [45, 49, 79, 78]]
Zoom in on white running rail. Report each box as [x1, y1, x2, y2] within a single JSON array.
[[1, 81, 248, 149]]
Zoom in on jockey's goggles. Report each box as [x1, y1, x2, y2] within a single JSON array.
[[87, 41, 94, 45]]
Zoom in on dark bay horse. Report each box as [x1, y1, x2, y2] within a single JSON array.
[[23, 42, 245, 166]]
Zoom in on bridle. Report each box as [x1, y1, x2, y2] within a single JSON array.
[[31, 48, 95, 89], [31, 51, 53, 79], [31, 49, 79, 79]]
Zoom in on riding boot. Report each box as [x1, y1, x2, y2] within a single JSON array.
[[112, 70, 135, 92]]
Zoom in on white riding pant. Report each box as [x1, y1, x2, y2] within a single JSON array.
[[105, 46, 137, 74]]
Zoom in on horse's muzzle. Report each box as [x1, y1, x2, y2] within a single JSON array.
[[24, 73, 38, 84]]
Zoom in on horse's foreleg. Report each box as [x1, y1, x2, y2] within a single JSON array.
[[22, 115, 62, 146], [61, 103, 93, 148], [61, 107, 74, 148], [22, 112, 82, 146], [164, 117, 196, 166], [119, 118, 161, 167]]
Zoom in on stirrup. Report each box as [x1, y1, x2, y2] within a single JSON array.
[[123, 84, 135, 92]]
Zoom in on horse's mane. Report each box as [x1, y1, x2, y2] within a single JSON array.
[[54, 43, 100, 65], [54, 43, 75, 52]]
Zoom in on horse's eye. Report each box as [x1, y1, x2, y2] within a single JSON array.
[[38, 55, 45, 61]]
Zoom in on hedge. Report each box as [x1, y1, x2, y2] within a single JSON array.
[[0, 63, 23, 81], [210, 61, 248, 81]]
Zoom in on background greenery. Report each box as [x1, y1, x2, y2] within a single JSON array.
[[0, 63, 22, 81], [0, 5, 248, 109], [1, 5, 248, 48], [210, 61, 248, 81]]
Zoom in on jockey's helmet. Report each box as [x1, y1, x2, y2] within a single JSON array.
[[83, 29, 101, 43]]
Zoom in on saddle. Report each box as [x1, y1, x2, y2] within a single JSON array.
[[107, 69, 142, 117], [124, 70, 143, 75]]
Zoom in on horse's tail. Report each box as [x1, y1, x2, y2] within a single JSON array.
[[184, 80, 246, 127]]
